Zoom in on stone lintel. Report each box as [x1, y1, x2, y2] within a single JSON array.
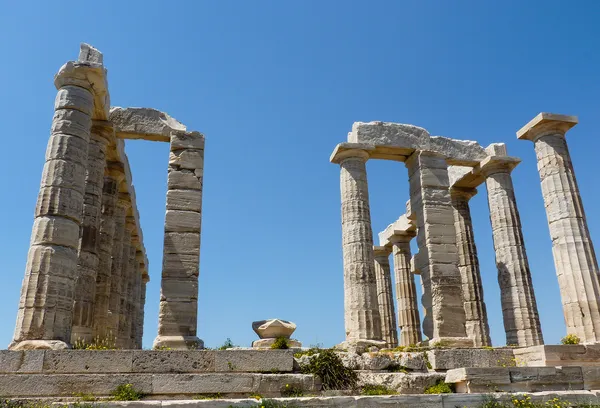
[[517, 112, 578, 141], [378, 214, 415, 247], [110, 107, 187, 142], [479, 155, 521, 175], [373, 246, 391, 258]]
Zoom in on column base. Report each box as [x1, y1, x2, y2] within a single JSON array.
[[8, 340, 70, 350], [425, 337, 474, 348], [335, 339, 387, 353], [153, 335, 204, 350]]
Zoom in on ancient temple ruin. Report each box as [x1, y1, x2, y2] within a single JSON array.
[[10, 44, 205, 351], [330, 113, 600, 350]]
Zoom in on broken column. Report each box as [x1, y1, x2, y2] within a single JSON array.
[[405, 150, 471, 347], [373, 247, 398, 348], [518, 113, 600, 343], [154, 130, 205, 350], [330, 145, 383, 346], [92, 163, 124, 339], [71, 121, 113, 343], [450, 187, 492, 347], [10, 61, 102, 350], [482, 144, 544, 346]]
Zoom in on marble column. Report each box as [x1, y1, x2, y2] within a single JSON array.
[[331, 148, 383, 346], [450, 187, 492, 347], [107, 193, 129, 339], [129, 251, 142, 348], [482, 149, 544, 346], [71, 122, 113, 343], [391, 234, 422, 347], [92, 163, 124, 339], [518, 113, 600, 343], [138, 261, 149, 349], [116, 219, 135, 348], [154, 131, 205, 349], [373, 246, 398, 348], [10, 69, 95, 350], [405, 151, 470, 346]]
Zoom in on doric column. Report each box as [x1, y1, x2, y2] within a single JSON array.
[[154, 130, 205, 349], [71, 122, 113, 343], [107, 193, 129, 339], [330, 147, 382, 346], [391, 235, 422, 347], [450, 187, 492, 347], [482, 146, 544, 346], [518, 113, 600, 343], [129, 251, 142, 348], [92, 163, 124, 339], [405, 151, 471, 346], [138, 260, 149, 349], [373, 247, 398, 348], [10, 67, 95, 350], [116, 219, 134, 348]]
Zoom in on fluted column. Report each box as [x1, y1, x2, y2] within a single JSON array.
[[116, 219, 134, 348], [451, 187, 492, 347], [10, 68, 96, 350], [138, 263, 149, 349], [482, 150, 544, 346], [129, 251, 143, 348], [71, 122, 113, 343], [107, 193, 129, 340], [331, 147, 382, 346], [92, 163, 124, 339], [518, 113, 600, 343], [373, 247, 398, 348], [391, 235, 422, 346], [154, 130, 205, 349], [405, 151, 470, 346]]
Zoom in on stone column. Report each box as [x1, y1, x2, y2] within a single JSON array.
[[518, 113, 600, 343], [92, 163, 124, 339], [450, 187, 492, 347], [116, 219, 134, 348], [10, 69, 95, 350], [138, 264, 149, 349], [391, 235, 422, 347], [106, 192, 129, 339], [71, 122, 113, 343], [331, 148, 383, 347], [405, 151, 471, 346], [482, 149, 544, 346], [373, 247, 398, 348], [129, 252, 142, 349], [154, 131, 205, 349]]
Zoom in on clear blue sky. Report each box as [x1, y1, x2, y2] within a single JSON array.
[[1, 1, 600, 349]]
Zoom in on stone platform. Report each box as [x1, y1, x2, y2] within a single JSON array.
[[514, 344, 600, 367]]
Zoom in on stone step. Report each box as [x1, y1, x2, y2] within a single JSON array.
[[0, 350, 293, 374], [445, 366, 600, 393], [0, 373, 319, 398], [14, 391, 600, 407]]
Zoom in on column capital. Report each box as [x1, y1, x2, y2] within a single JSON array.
[[389, 232, 415, 244], [330, 143, 374, 164], [373, 245, 392, 259], [105, 162, 126, 182], [91, 120, 115, 144], [479, 155, 521, 177], [450, 186, 478, 200], [125, 216, 137, 234], [54, 61, 110, 121], [117, 193, 132, 210], [517, 112, 578, 142]]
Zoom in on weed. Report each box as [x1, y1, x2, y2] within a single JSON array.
[[300, 349, 358, 390], [219, 338, 237, 350], [271, 337, 290, 350], [281, 383, 304, 398], [72, 334, 117, 350], [360, 384, 397, 395], [194, 393, 223, 400], [422, 351, 432, 369], [561, 334, 581, 345], [110, 383, 145, 401], [73, 392, 96, 401], [294, 347, 321, 358], [423, 380, 453, 394]]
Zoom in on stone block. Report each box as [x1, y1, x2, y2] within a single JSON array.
[[151, 373, 255, 395], [166, 190, 202, 213], [46, 133, 88, 165], [110, 107, 186, 142], [255, 374, 320, 396], [31, 216, 80, 248], [35, 187, 84, 223], [163, 232, 201, 255], [169, 149, 204, 170], [162, 253, 200, 278], [160, 279, 199, 301], [42, 350, 133, 373], [582, 366, 600, 390], [426, 348, 515, 370], [0, 351, 44, 373], [165, 210, 201, 233], [55, 86, 94, 116], [514, 344, 600, 367], [357, 372, 445, 395], [167, 169, 203, 190], [170, 131, 205, 150], [132, 350, 215, 373], [214, 350, 294, 372]]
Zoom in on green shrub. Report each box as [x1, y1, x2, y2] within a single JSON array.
[[561, 333, 581, 345], [293, 347, 321, 358], [423, 380, 453, 394], [300, 349, 358, 390], [360, 384, 397, 395], [280, 383, 304, 397], [271, 337, 290, 350], [218, 338, 236, 350], [110, 383, 145, 401]]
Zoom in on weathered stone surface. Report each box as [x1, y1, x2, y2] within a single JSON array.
[[336, 148, 382, 344], [426, 348, 515, 370], [252, 319, 296, 339], [252, 338, 302, 348], [373, 247, 398, 348], [166, 190, 202, 213], [169, 149, 204, 170], [43, 350, 133, 373], [132, 351, 215, 373], [110, 107, 186, 142], [0, 351, 44, 373], [171, 130, 205, 150], [167, 169, 203, 190], [214, 350, 294, 372], [358, 372, 445, 395], [164, 210, 201, 233], [518, 113, 600, 344], [162, 253, 200, 278], [514, 344, 600, 367]]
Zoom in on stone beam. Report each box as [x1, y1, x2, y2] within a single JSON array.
[[347, 122, 487, 166], [110, 107, 187, 142], [449, 144, 519, 190], [378, 214, 415, 248]]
